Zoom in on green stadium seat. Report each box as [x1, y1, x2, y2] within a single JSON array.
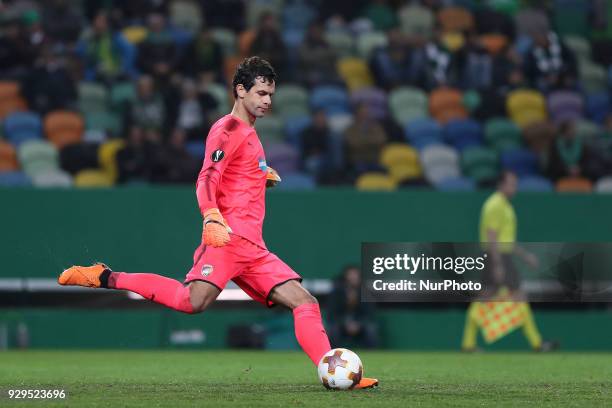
[[356, 31, 388, 59], [211, 28, 237, 56], [389, 87, 428, 125], [461, 146, 499, 184], [78, 82, 109, 113], [85, 111, 123, 137], [255, 115, 284, 145], [324, 31, 355, 58], [273, 85, 309, 118], [17, 140, 60, 177], [110, 82, 136, 111], [484, 118, 522, 152]]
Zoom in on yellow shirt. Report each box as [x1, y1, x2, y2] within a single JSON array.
[[479, 191, 516, 253]]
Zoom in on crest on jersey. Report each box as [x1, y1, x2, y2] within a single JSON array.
[[211, 150, 225, 162], [201, 264, 213, 277], [258, 157, 267, 172]]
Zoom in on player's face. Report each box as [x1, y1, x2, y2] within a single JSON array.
[[243, 77, 275, 118], [502, 173, 518, 198]]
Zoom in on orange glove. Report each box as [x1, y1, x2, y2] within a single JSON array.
[[266, 166, 281, 188], [202, 208, 232, 247]]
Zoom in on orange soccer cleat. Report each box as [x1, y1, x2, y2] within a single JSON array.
[[354, 377, 379, 389], [57, 263, 111, 288]]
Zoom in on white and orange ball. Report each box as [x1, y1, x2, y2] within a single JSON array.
[[317, 348, 363, 390]]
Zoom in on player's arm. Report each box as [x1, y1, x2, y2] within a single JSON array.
[[196, 130, 244, 247], [512, 245, 539, 269]]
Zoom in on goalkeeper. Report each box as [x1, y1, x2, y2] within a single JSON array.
[[58, 56, 377, 389]]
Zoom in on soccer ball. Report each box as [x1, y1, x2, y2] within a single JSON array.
[[317, 348, 363, 390]]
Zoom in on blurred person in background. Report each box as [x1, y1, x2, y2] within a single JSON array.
[[41, 0, 82, 46], [77, 11, 136, 82], [182, 28, 224, 81], [297, 22, 339, 87], [462, 171, 557, 352], [524, 31, 578, 92], [328, 265, 379, 349], [547, 120, 590, 181], [343, 103, 387, 175], [0, 16, 37, 80], [137, 13, 178, 82], [126, 75, 166, 133], [248, 13, 287, 79], [300, 109, 332, 182]]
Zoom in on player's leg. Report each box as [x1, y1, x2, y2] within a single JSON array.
[[58, 263, 219, 314], [461, 302, 480, 351]]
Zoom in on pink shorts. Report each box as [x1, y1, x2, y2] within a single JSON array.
[[184, 234, 301, 307]]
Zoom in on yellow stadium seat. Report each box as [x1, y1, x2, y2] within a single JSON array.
[[507, 89, 547, 128], [98, 139, 125, 182], [355, 172, 397, 191], [122, 26, 148, 44], [74, 169, 115, 188], [380, 143, 419, 168], [337, 58, 374, 91], [388, 163, 422, 182]]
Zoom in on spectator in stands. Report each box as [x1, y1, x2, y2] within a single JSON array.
[[300, 109, 332, 181], [175, 78, 207, 141], [248, 13, 287, 78], [77, 11, 136, 82], [127, 75, 166, 133], [116, 126, 161, 183], [298, 22, 339, 87], [547, 120, 590, 181], [41, 0, 83, 45], [417, 27, 464, 90], [370, 28, 417, 90], [182, 28, 224, 80], [343, 103, 387, 174], [150, 127, 200, 183], [328, 265, 379, 349], [22, 45, 77, 114], [137, 13, 179, 81], [524, 31, 578, 92], [0, 17, 37, 80]]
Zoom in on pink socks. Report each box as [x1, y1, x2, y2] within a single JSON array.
[[293, 303, 332, 365], [110, 272, 194, 314]]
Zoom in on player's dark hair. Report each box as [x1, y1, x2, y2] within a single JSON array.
[[496, 170, 516, 188], [232, 56, 276, 98]]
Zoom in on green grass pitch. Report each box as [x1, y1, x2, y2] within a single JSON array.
[[1, 351, 611, 407]]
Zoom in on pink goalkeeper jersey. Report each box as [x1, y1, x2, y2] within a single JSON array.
[[196, 114, 268, 249]]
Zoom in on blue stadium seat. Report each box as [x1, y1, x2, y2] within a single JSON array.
[[3, 111, 43, 146], [276, 172, 316, 190], [310, 86, 350, 115], [501, 149, 539, 176], [405, 118, 443, 150], [435, 176, 476, 192], [284, 115, 311, 149], [0, 171, 31, 187], [444, 119, 483, 151], [518, 175, 554, 192], [586, 92, 610, 124]]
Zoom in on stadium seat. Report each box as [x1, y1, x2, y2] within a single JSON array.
[[206, 82, 231, 115], [78, 82, 109, 113], [275, 172, 316, 190], [594, 176, 612, 193], [0, 81, 20, 100], [122, 26, 147, 44], [435, 176, 476, 191], [98, 139, 125, 182], [0, 170, 31, 186], [564, 35, 591, 62], [0, 140, 18, 171], [398, 3, 433, 38], [405, 118, 443, 149], [586, 92, 610, 124], [256, 115, 285, 146], [500, 148, 539, 176], [17, 140, 60, 177], [437, 7, 474, 33], [580, 62, 608, 93], [324, 30, 355, 58], [310, 86, 350, 115], [389, 87, 428, 125], [461, 146, 499, 185], [429, 87, 467, 124], [547, 90, 584, 124], [224, 55, 243, 84], [44, 111, 85, 149], [574, 120, 602, 139], [337, 58, 374, 91], [85, 111, 122, 137], [31, 170, 73, 188], [274, 85, 309, 118], [507, 89, 547, 128], [3, 111, 43, 146], [211, 28, 237, 56], [522, 121, 556, 154], [387, 163, 422, 183], [327, 114, 354, 135], [556, 176, 593, 193], [380, 143, 419, 169], [421, 144, 461, 184], [350, 87, 387, 120], [355, 172, 397, 191], [518, 175, 554, 192], [74, 169, 115, 188], [282, 1, 316, 32], [169, 0, 202, 34], [484, 118, 522, 152], [265, 143, 299, 174], [553, 0, 589, 37], [110, 82, 136, 112], [444, 119, 483, 151], [0, 80, 26, 120], [356, 31, 388, 59], [479, 34, 509, 55], [284, 115, 311, 148]]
